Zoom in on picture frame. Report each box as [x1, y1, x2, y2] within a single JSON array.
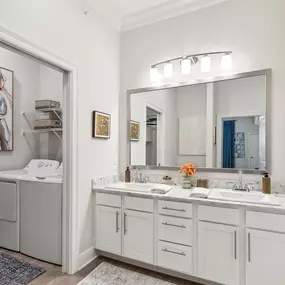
[[130, 120, 140, 141], [0, 67, 14, 151], [92, 110, 111, 139]]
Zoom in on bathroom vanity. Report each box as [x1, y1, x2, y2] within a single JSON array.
[[93, 185, 285, 285]]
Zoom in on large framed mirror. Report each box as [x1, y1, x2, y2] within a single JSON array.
[[127, 69, 271, 173]]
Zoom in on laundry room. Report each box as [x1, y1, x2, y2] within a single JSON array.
[[0, 43, 64, 282]]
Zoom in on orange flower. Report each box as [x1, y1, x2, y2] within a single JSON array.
[[179, 162, 197, 178]]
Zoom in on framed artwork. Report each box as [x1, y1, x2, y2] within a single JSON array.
[[92, 111, 111, 139], [0, 67, 14, 151], [130, 120, 140, 141]]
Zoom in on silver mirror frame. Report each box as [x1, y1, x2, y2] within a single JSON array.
[[127, 69, 272, 174]]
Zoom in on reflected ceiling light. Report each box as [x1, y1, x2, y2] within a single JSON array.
[[181, 58, 191, 75], [164, 62, 173, 78], [150, 67, 160, 82], [221, 53, 233, 71], [201, 55, 211, 72]]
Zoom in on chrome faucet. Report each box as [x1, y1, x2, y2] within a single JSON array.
[[135, 168, 145, 183], [232, 171, 250, 192]]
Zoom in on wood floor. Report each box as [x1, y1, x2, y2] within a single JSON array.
[[0, 248, 200, 285]]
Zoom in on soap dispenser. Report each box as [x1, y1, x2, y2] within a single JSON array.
[[262, 172, 271, 194], [125, 167, 131, 183]]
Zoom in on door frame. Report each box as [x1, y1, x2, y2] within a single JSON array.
[[0, 25, 78, 274], [145, 102, 164, 166], [216, 113, 264, 169]]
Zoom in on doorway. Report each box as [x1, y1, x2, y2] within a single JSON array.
[[0, 26, 77, 274], [146, 107, 159, 165]]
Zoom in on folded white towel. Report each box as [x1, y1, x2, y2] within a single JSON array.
[[151, 184, 172, 194], [190, 187, 211, 199]]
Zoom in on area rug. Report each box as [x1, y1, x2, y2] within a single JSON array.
[[78, 262, 175, 285], [0, 252, 45, 285]]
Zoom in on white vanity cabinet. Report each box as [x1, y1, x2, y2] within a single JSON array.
[[96, 205, 122, 255], [123, 210, 154, 264], [198, 206, 239, 285], [157, 200, 193, 274], [246, 211, 285, 285], [95, 193, 154, 264]]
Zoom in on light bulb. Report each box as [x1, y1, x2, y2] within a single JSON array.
[[201, 55, 211, 72], [221, 53, 232, 71], [181, 58, 191, 75], [164, 62, 173, 78], [150, 67, 159, 82]]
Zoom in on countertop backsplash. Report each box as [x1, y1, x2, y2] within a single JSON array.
[[92, 170, 285, 195]]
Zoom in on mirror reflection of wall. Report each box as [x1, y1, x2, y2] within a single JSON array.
[[130, 74, 267, 171]]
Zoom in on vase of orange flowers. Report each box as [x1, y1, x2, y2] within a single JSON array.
[[180, 163, 197, 189]]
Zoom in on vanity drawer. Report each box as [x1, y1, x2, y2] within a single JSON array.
[[125, 196, 154, 213], [158, 215, 192, 246], [96, 192, 121, 208], [158, 240, 192, 274], [198, 205, 239, 225], [158, 200, 192, 218], [247, 211, 285, 233]]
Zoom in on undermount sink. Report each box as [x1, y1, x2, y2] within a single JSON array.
[[105, 182, 171, 194], [209, 189, 280, 206]]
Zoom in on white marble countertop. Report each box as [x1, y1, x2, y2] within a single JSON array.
[[93, 184, 285, 214]]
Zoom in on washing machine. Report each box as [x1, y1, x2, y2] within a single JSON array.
[[0, 159, 60, 252], [20, 163, 63, 265]]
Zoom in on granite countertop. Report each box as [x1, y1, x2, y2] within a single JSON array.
[[93, 184, 285, 214]]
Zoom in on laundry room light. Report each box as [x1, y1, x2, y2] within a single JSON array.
[[221, 53, 233, 71], [181, 58, 191, 75], [164, 62, 173, 78], [201, 55, 211, 72]]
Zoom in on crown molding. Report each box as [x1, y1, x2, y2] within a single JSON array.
[[122, 0, 228, 32]]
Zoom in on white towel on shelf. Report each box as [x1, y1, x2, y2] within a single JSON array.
[[190, 187, 211, 199]]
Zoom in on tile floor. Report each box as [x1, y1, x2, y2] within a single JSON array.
[[0, 248, 199, 285]]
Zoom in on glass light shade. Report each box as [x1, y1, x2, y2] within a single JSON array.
[[221, 54, 232, 71], [201, 55, 211, 72], [150, 67, 159, 82], [181, 58, 191, 75], [164, 63, 173, 78]]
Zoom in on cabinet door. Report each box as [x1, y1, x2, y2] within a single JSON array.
[[95, 205, 121, 255], [246, 229, 285, 285], [198, 222, 239, 285], [123, 210, 154, 264]]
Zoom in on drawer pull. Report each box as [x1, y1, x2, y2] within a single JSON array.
[[162, 207, 186, 212], [124, 213, 127, 235], [234, 230, 237, 260], [162, 248, 186, 256], [248, 232, 251, 263], [162, 222, 186, 229], [116, 211, 119, 233]]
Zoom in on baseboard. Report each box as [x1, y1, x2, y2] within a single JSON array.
[[77, 247, 97, 271]]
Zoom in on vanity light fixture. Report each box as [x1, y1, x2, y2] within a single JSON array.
[[150, 51, 232, 81], [201, 55, 211, 73], [164, 62, 173, 78], [181, 58, 192, 75], [221, 53, 233, 71]]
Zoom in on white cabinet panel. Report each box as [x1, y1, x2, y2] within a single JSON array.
[[246, 229, 285, 285], [125, 196, 154, 213], [198, 222, 239, 285], [96, 192, 121, 208], [158, 241, 193, 274], [123, 210, 154, 264], [158, 215, 192, 246], [95, 206, 121, 255], [158, 200, 192, 218]]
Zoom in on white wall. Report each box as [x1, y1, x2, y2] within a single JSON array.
[[120, 0, 285, 184], [0, 0, 120, 266], [176, 84, 207, 167], [131, 88, 177, 166]]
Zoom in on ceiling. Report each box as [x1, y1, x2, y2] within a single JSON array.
[[87, 0, 228, 31]]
